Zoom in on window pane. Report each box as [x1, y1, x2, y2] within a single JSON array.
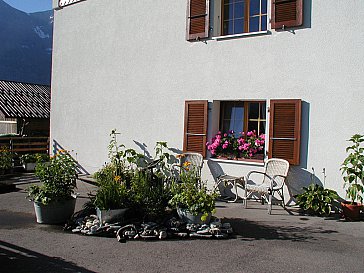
[[259, 121, 266, 135], [224, 0, 233, 4], [232, 121, 243, 136], [250, 0, 260, 16], [261, 0, 267, 14], [223, 103, 233, 120], [248, 121, 258, 133], [234, 2, 245, 19], [234, 18, 244, 34], [224, 4, 233, 20], [248, 103, 259, 119], [261, 15, 267, 31], [249, 16, 259, 32], [223, 20, 234, 35], [222, 120, 231, 132], [234, 105, 244, 119], [260, 103, 266, 119]]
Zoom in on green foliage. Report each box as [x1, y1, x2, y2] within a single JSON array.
[[169, 166, 217, 221], [92, 130, 175, 218], [295, 184, 338, 216], [27, 150, 77, 205], [130, 170, 172, 219], [0, 146, 12, 170], [340, 134, 364, 203], [92, 164, 132, 210], [20, 153, 50, 164]]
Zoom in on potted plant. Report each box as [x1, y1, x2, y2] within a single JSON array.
[[20, 153, 49, 172], [169, 164, 218, 224], [27, 150, 77, 224], [340, 134, 364, 221], [295, 183, 339, 216], [92, 163, 132, 224], [0, 146, 12, 175]]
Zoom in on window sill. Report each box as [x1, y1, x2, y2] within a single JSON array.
[[212, 30, 269, 41], [208, 157, 265, 167]]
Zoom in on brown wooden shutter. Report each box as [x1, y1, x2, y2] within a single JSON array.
[[268, 99, 301, 165], [183, 100, 208, 157], [271, 0, 303, 29], [186, 0, 209, 41]]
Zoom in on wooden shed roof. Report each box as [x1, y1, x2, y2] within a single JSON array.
[[0, 80, 50, 119]]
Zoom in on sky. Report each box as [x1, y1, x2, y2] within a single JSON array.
[[3, 0, 52, 13]]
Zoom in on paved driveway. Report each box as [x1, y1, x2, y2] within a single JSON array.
[[0, 174, 363, 273]]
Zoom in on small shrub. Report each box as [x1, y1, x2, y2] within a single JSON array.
[[0, 146, 12, 170], [27, 150, 77, 204], [169, 165, 217, 221], [295, 184, 338, 216]]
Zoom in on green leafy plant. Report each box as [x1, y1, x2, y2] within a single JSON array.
[[130, 170, 172, 219], [169, 165, 217, 221], [0, 146, 12, 170], [20, 153, 50, 164], [92, 169, 131, 210], [295, 183, 339, 216], [27, 150, 77, 205], [340, 134, 364, 204]]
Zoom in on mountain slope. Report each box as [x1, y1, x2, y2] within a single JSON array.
[[0, 0, 53, 85]]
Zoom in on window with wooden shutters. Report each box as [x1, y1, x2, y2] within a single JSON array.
[[186, 0, 210, 41], [271, 0, 303, 29], [183, 100, 208, 157], [268, 99, 301, 165]]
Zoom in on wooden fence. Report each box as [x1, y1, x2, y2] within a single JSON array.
[[0, 136, 49, 155]]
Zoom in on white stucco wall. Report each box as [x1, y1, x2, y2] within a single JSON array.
[[51, 0, 364, 199]]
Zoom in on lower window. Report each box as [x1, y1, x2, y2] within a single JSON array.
[[183, 99, 301, 165]]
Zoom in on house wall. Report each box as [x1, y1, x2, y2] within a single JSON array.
[[0, 111, 16, 135], [51, 0, 364, 199]]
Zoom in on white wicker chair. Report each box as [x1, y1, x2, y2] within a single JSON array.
[[243, 158, 290, 214]]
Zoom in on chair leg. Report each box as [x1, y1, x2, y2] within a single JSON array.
[[268, 193, 272, 214], [244, 188, 248, 208], [281, 189, 285, 208], [227, 180, 238, 203]]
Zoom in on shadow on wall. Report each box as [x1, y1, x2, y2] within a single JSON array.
[[0, 240, 95, 273], [206, 101, 324, 205], [52, 140, 90, 175], [283, 101, 314, 204]]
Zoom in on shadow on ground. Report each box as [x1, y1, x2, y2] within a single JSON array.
[[223, 217, 338, 242], [0, 240, 95, 273]]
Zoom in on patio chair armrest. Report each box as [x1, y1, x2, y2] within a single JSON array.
[[246, 170, 272, 181], [270, 174, 287, 189]]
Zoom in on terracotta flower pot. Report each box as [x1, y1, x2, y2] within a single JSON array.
[[341, 201, 362, 221]]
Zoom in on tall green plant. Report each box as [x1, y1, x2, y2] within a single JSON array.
[[340, 134, 364, 204], [92, 169, 131, 210], [27, 150, 77, 204]]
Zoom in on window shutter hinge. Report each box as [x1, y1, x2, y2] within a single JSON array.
[[267, 106, 270, 113]]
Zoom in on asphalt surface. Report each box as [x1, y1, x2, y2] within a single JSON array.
[[0, 174, 363, 273]]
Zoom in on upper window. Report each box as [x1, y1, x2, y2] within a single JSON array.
[[186, 0, 303, 41], [222, 0, 267, 35]]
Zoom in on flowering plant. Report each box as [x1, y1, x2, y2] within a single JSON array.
[[27, 150, 77, 204], [206, 130, 265, 159]]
